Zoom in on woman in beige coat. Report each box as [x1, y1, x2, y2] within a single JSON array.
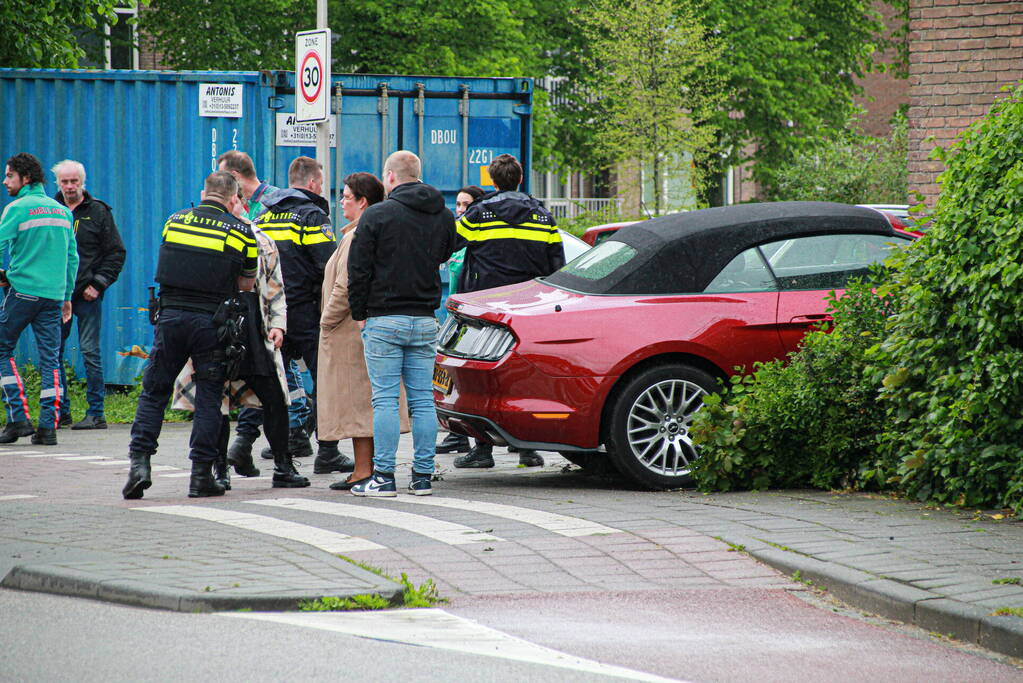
[[318, 172, 407, 490]]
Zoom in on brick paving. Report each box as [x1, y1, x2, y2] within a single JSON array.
[[0, 423, 1020, 658]]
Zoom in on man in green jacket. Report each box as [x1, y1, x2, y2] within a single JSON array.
[[0, 153, 79, 445]]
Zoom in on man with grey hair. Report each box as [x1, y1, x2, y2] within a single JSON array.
[[347, 150, 457, 496], [53, 159, 125, 430]]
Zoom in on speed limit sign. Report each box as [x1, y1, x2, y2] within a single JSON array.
[[295, 29, 330, 122]]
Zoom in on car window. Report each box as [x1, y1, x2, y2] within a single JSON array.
[[593, 231, 615, 245], [762, 233, 910, 291], [703, 247, 778, 293], [557, 240, 637, 281]]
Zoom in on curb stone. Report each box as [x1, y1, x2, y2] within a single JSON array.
[[713, 535, 1023, 660], [2, 562, 404, 613]]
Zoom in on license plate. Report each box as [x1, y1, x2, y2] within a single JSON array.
[[432, 365, 452, 394]]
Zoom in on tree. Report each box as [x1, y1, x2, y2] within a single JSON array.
[[771, 110, 908, 204], [573, 0, 724, 214], [700, 0, 907, 191], [0, 0, 118, 68], [140, 0, 531, 76]]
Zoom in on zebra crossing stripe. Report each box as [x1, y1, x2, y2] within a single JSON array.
[[394, 496, 620, 537], [0, 494, 37, 501], [221, 609, 683, 682], [246, 498, 504, 546], [55, 455, 107, 461], [134, 505, 384, 553]]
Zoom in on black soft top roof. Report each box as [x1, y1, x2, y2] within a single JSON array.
[[546, 201, 897, 294]]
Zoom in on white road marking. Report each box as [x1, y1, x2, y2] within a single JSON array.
[[134, 505, 384, 552], [221, 609, 684, 682], [158, 473, 194, 478], [149, 465, 181, 472], [395, 496, 620, 537], [246, 498, 504, 546], [55, 455, 107, 461], [88, 460, 131, 466], [0, 494, 37, 501], [21, 453, 80, 458]]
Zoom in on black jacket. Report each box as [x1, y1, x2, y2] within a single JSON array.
[[348, 181, 457, 320], [455, 190, 564, 293], [55, 190, 126, 299], [256, 188, 335, 313]]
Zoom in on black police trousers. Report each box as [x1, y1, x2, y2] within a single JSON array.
[[129, 308, 224, 463]]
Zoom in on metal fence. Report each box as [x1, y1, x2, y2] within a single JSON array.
[[537, 197, 624, 219]]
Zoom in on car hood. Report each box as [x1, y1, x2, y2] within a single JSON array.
[[448, 279, 589, 319]]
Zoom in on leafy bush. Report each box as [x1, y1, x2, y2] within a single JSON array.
[[690, 276, 896, 492], [871, 86, 1023, 514], [769, 111, 908, 204]]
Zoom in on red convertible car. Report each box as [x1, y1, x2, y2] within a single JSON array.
[[434, 202, 914, 489]]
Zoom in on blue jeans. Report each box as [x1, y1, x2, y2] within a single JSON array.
[[362, 315, 439, 475], [235, 359, 310, 438], [58, 294, 105, 417], [0, 288, 63, 428]]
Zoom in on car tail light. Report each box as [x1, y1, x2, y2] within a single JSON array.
[[438, 315, 516, 361]]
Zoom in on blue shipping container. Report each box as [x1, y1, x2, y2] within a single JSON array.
[[0, 69, 532, 385]]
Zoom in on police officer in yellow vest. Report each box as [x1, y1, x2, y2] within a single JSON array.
[[123, 171, 258, 500]]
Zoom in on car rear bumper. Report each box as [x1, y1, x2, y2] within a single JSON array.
[[433, 352, 608, 450]]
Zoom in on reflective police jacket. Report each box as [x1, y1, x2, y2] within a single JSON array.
[[255, 188, 335, 311], [156, 200, 258, 314], [455, 190, 565, 293]]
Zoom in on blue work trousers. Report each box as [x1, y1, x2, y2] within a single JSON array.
[[0, 287, 63, 428], [58, 294, 106, 418]]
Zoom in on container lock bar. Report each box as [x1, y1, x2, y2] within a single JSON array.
[[415, 83, 426, 161], [378, 83, 390, 175], [459, 85, 470, 187]]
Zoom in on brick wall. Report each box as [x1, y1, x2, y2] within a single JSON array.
[[909, 1, 1023, 205], [853, 1, 910, 138]]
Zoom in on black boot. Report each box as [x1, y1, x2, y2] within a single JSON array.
[[0, 420, 34, 444], [453, 443, 495, 468], [30, 427, 57, 446], [122, 452, 152, 500], [272, 451, 310, 488], [214, 453, 231, 491], [437, 431, 471, 454], [288, 427, 314, 458], [188, 461, 226, 498], [517, 449, 544, 467], [313, 440, 355, 473], [227, 434, 260, 477]]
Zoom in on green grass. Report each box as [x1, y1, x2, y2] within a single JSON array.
[[16, 362, 190, 424], [992, 577, 1022, 586], [992, 607, 1023, 618], [299, 559, 447, 612]]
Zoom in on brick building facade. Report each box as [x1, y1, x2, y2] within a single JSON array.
[[909, 1, 1023, 205]]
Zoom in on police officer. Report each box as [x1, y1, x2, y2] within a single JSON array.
[[122, 171, 258, 500], [256, 156, 352, 474]]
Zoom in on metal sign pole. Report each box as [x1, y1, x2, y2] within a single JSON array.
[[315, 0, 331, 210]]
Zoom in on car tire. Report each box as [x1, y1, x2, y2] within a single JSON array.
[[606, 363, 719, 490]]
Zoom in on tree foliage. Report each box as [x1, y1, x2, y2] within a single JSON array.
[[703, 0, 905, 191], [0, 0, 118, 68], [573, 0, 723, 213], [770, 110, 908, 204], [871, 85, 1023, 514]]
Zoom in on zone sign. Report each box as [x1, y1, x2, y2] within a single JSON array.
[[295, 29, 331, 123]]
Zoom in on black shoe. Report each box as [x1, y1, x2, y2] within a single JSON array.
[[329, 475, 368, 491], [436, 431, 471, 454], [227, 434, 260, 477], [58, 414, 73, 429], [260, 446, 274, 460], [188, 461, 226, 498], [272, 452, 311, 488], [288, 427, 314, 458], [453, 444, 495, 469], [214, 456, 231, 491], [517, 450, 544, 467], [30, 428, 57, 446], [122, 452, 152, 500], [0, 421, 34, 444], [71, 415, 107, 430], [314, 445, 354, 474]]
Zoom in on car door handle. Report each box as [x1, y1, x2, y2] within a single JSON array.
[[789, 314, 833, 324]]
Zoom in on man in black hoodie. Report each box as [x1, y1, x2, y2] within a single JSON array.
[[255, 156, 351, 474], [451, 153, 565, 469], [52, 159, 126, 431], [348, 151, 457, 497]]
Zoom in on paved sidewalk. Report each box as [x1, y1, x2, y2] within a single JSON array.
[[0, 423, 1020, 659]]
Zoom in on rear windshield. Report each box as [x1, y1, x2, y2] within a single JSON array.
[[547, 241, 638, 287]]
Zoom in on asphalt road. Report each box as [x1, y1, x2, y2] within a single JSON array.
[[1, 424, 1020, 682]]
